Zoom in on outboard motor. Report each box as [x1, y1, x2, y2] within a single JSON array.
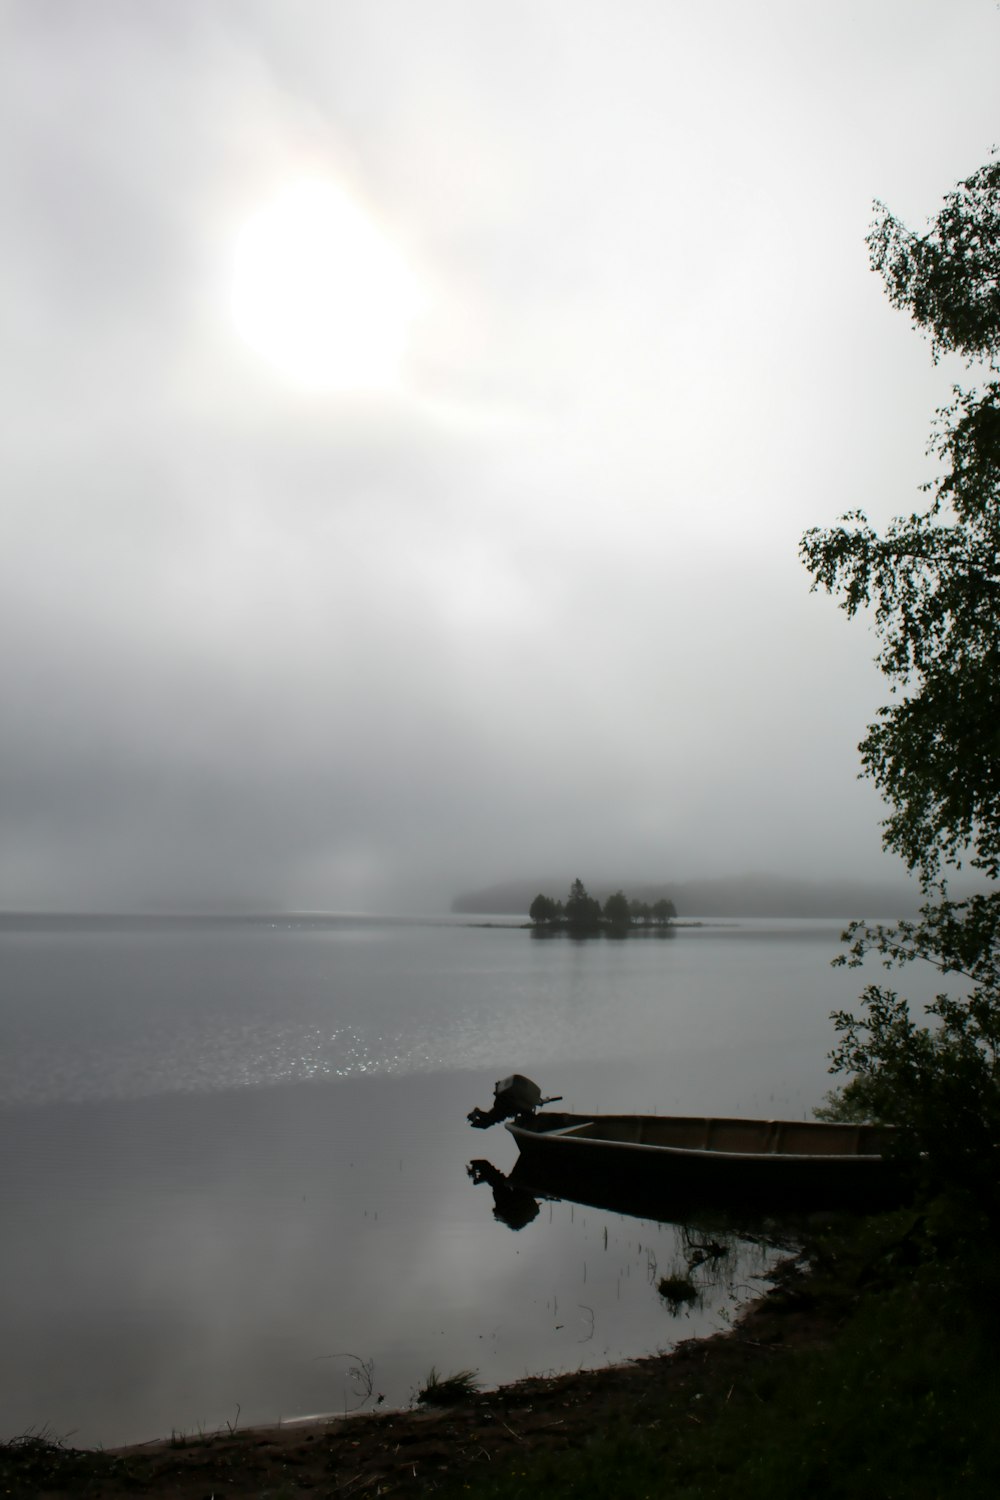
[[467, 1074, 561, 1129]]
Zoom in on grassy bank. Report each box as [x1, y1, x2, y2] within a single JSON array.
[[437, 1204, 1000, 1500]]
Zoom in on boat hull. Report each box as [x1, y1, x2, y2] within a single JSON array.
[[506, 1112, 905, 1213]]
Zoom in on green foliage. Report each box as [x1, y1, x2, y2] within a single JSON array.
[[602, 890, 632, 929], [822, 981, 1000, 1196], [867, 158, 1000, 363], [800, 152, 1000, 1207], [529, 893, 559, 924], [416, 1366, 481, 1406], [565, 878, 603, 930]]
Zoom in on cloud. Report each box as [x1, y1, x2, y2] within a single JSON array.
[[1, 0, 996, 911]]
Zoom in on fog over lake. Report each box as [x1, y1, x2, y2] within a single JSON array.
[[3, 2, 998, 916], [0, 914, 946, 1447]]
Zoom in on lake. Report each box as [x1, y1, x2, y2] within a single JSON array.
[[0, 913, 926, 1447]]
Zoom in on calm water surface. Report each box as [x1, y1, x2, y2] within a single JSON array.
[[0, 914, 926, 1446]]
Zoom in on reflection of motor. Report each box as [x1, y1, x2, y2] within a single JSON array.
[[467, 1074, 561, 1129], [468, 1159, 540, 1231]]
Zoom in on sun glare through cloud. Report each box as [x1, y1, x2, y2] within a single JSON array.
[[4, 0, 998, 916], [231, 178, 421, 392]]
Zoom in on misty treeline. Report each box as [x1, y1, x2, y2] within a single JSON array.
[[801, 154, 1000, 1212], [529, 878, 677, 932]]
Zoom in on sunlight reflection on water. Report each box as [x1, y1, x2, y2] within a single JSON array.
[[0, 914, 883, 1110]]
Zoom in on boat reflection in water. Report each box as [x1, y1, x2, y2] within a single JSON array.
[[466, 1155, 773, 1316], [466, 1152, 793, 1240], [467, 1159, 541, 1231]]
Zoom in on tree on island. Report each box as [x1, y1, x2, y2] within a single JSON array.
[[801, 154, 1000, 1208], [528, 893, 562, 924], [603, 890, 632, 930], [565, 878, 603, 930], [528, 880, 676, 933]]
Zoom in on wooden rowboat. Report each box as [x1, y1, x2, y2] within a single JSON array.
[[504, 1109, 902, 1211]]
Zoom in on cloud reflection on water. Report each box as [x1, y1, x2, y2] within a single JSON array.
[[1, 1071, 778, 1446]]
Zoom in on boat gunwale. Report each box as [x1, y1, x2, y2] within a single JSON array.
[[506, 1113, 894, 1166]]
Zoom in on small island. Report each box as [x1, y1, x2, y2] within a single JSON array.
[[528, 878, 677, 934]]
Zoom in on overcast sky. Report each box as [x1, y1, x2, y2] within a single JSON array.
[[2, 0, 997, 914]]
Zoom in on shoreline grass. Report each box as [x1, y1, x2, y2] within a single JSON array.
[[435, 1203, 1000, 1499]]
